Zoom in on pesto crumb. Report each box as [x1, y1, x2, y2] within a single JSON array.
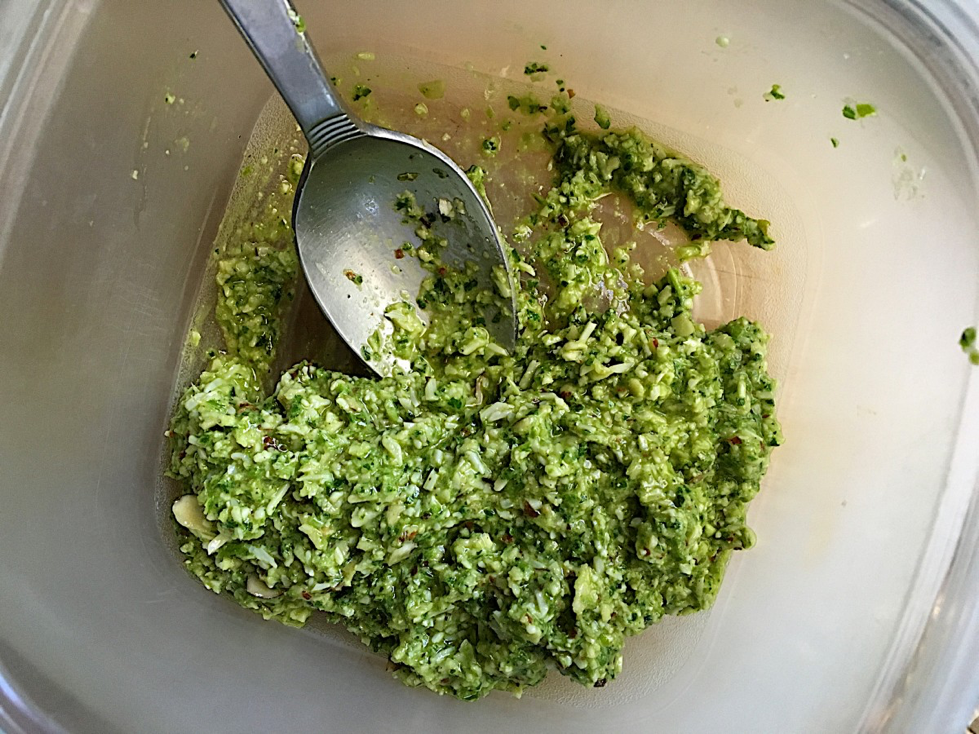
[[716, 36, 730, 48], [418, 79, 446, 100], [524, 61, 550, 78], [343, 269, 364, 286], [960, 327, 979, 364], [594, 104, 611, 130], [843, 102, 877, 120], [164, 93, 176, 105], [286, 8, 305, 33], [482, 136, 501, 156], [763, 84, 785, 102], [508, 93, 546, 115], [352, 85, 372, 101]]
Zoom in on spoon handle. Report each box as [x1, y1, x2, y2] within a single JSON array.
[[218, 0, 361, 157]]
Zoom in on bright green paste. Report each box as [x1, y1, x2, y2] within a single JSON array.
[[168, 100, 783, 700]]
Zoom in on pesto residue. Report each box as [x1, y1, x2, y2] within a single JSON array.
[[843, 102, 877, 120], [961, 326, 979, 365], [168, 99, 782, 700]]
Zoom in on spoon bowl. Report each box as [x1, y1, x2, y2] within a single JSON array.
[[295, 127, 515, 375]]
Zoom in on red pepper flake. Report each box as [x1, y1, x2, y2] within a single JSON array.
[[262, 435, 284, 451], [651, 338, 660, 349], [567, 88, 576, 99], [559, 390, 572, 400], [568, 628, 578, 639], [523, 501, 540, 518], [501, 533, 513, 544], [398, 529, 418, 543], [438, 266, 447, 277], [394, 248, 405, 259], [463, 521, 475, 531], [301, 590, 312, 600], [729, 436, 742, 445]]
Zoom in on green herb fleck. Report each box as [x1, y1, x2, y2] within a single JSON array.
[[594, 104, 611, 130], [482, 136, 501, 156], [189, 50, 198, 60], [763, 84, 785, 102], [352, 85, 372, 101], [961, 327, 979, 365], [397, 172, 419, 182], [507, 94, 546, 115], [465, 164, 489, 203], [344, 269, 364, 286], [164, 93, 176, 105], [843, 102, 877, 120], [524, 62, 550, 77], [418, 80, 446, 100], [830, 137, 840, 148], [287, 8, 306, 33]]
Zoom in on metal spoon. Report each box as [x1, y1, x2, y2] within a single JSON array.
[[219, 0, 517, 375]]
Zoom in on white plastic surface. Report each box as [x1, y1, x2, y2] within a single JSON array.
[[0, 0, 977, 732]]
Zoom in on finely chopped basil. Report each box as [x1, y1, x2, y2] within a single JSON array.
[[167, 105, 782, 700]]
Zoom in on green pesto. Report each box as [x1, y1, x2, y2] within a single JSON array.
[[843, 102, 877, 120], [482, 136, 501, 157], [539, 116, 774, 249], [961, 326, 979, 365], [418, 79, 446, 100], [763, 84, 785, 102], [594, 105, 611, 130], [507, 93, 547, 115], [168, 101, 782, 701]]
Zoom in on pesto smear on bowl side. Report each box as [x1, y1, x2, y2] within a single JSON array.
[[168, 100, 783, 700]]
